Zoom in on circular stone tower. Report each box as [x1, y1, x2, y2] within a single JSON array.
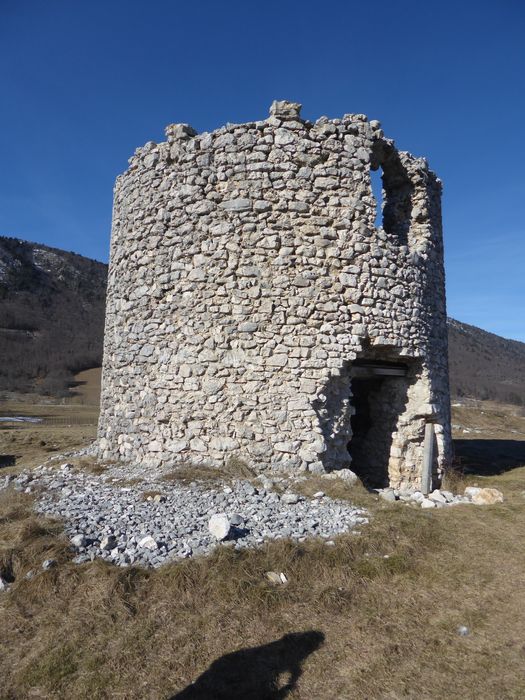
[[97, 101, 452, 490]]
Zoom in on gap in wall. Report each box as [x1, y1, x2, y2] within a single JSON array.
[[370, 168, 384, 229], [348, 358, 413, 488]]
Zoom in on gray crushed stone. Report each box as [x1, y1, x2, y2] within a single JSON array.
[[6, 460, 368, 568]]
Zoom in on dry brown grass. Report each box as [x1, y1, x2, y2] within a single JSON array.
[[0, 390, 105, 483], [0, 491, 70, 585], [162, 457, 256, 486], [296, 474, 374, 509], [0, 399, 97, 473], [68, 367, 102, 406], [74, 458, 107, 476], [452, 399, 525, 437], [112, 477, 145, 488], [1, 397, 525, 698], [1, 464, 525, 699]]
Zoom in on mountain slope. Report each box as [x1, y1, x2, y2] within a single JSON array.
[[447, 318, 525, 405], [0, 236, 107, 395]]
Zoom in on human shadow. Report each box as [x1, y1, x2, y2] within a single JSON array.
[[0, 455, 16, 468], [453, 438, 525, 476], [170, 630, 325, 700]]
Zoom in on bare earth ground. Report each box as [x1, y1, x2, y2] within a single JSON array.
[[1, 374, 525, 699]]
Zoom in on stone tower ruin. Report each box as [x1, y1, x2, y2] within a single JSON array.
[[97, 100, 452, 489]]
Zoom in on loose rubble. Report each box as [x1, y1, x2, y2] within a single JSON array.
[[1, 453, 506, 574], [375, 485, 504, 508], [4, 462, 368, 568]]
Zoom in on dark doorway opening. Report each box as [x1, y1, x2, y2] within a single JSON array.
[[348, 360, 410, 488]]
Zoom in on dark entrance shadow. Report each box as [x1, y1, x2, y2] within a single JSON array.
[[349, 374, 410, 488], [169, 630, 324, 700], [312, 353, 417, 482], [453, 439, 525, 476]]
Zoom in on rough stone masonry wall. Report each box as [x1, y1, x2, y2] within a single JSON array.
[[97, 100, 452, 490]]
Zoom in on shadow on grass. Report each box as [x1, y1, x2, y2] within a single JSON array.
[[170, 630, 324, 700], [0, 455, 16, 467], [453, 438, 525, 476]]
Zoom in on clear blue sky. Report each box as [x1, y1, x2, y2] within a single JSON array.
[[1, 1, 523, 340]]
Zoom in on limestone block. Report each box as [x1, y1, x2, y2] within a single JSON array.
[[220, 198, 252, 211], [269, 100, 302, 120], [471, 488, 504, 505], [275, 129, 296, 146], [209, 436, 239, 451]]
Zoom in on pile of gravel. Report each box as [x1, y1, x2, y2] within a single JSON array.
[[4, 462, 368, 568]]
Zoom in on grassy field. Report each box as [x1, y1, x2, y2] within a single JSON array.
[[0, 368, 100, 470], [0, 386, 524, 699]]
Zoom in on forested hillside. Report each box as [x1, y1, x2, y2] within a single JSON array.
[[448, 318, 525, 405], [0, 237, 106, 395]]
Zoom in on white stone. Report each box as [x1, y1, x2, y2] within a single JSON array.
[[138, 535, 158, 550], [238, 322, 258, 333], [338, 469, 358, 484], [281, 493, 300, 505], [274, 441, 297, 453], [210, 436, 239, 451], [471, 488, 504, 505], [208, 513, 230, 541], [71, 534, 86, 548], [100, 535, 117, 551], [220, 198, 251, 211], [266, 571, 282, 584], [275, 128, 296, 146], [269, 100, 301, 119], [167, 440, 187, 453], [464, 486, 481, 500], [429, 489, 447, 504]]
